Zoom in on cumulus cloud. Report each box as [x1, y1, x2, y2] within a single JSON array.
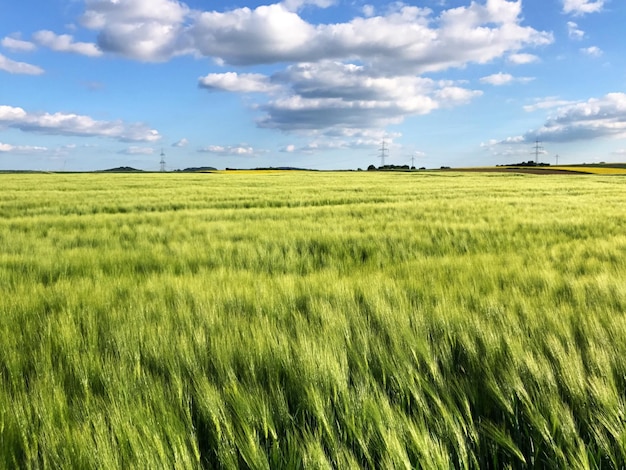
[[481, 138, 538, 158], [33, 30, 102, 57], [188, 1, 551, 72], [77, 0, 551, 72], [0, 105, 161, 142], [119, 146, 154, 155], [0, 142, 48, 154], [481, 73, 514, 85], [480, 72, 533, 86], [507, 53, 539, 64], [199, 72, 282, 93], [53, 0, 553, 144], [281, 129, 400, 154], [362, 5, 375, 17], [81, 0, 193, 61], [501, 93, 626, 143], [0, 53, 44, 75], [172, 138, 188, 147], [1, 36, 37, 52], [183, 0, 546, 135], [562, 0, 605, 16], [248, 61, 481, 131], [523, 97, 579, 112], [567, 21, 585, 40], [287, 138, 386, 154], [581, 46, 602, 57], [190, 4, 315, 66], [198, 145, 257, 156], [281, 0, 335, 12]]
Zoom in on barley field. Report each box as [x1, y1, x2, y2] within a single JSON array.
[[1, 171, 625, 469]]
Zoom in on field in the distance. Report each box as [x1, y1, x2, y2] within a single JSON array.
[[1, 171, 625, 469], [452, 163, 626, 175]]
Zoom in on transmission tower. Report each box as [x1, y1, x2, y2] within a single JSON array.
[[378, 140, 389, 167], [160, 148, 166, 172], [532, 139, 543, 164]]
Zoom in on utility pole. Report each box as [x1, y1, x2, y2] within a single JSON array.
[[160, 148, 166, 172], [532, 139, 543, 164], [378, 140, 389, 167]]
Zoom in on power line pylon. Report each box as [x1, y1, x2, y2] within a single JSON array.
[[378, 140, 389, 167], [532, 139, 543, 164], [160, 148, 166, 172]]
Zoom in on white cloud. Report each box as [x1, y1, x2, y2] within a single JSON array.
[[83, 0, 551, 72], [282, 129, 401, 154], [190, 4, 315, 66], [187, 0, 549, 138], [503, 93, 626, 143], [0, 53, 44, 75], [362, 5, 375, 17], [119, 146, 154, 155], [0, 142, 48, 154], [285, 138, 375, 154], [61, 0, 553, 142], [1, 36, 37, 52], [0, 105, 161, 142], [581, 46, 602, 57], [507, 53, 539, 64], [562, 0, 605, 16], [480, 72, 513, 86], [172, 138, 188, 147], [254, 61, 481, 131], [434, 86, 482, 103], [193, 1, 549, 72], [82, 0, 192, 61], [523, 97, 579, 112], [281, 0, 335, 12], [481, 141, 535, 158], [33, 30, 102, 57], [480, 72, 534, 86], [198, 145, 257, 156], [198, 72, 282, 93], [567, 21, 585, 40], [81, 0, 190, 30]]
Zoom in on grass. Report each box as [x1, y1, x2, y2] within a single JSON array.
[[1, 171, 625, 468]]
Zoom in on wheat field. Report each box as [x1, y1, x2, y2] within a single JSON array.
[[1, 171, 625, 468]]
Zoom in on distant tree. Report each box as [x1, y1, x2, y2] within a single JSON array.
[[367, 164, 377, 171]]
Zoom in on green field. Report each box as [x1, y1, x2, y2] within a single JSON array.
[[1, 172, 625, 469]]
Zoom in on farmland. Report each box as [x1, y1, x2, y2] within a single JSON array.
[[1, 171, 626, 468]]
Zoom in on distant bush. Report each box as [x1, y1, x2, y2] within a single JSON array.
[[497, 160, 550, 167]]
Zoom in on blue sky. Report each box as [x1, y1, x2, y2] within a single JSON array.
[[1, 0, 624, 170]]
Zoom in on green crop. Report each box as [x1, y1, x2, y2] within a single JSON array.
[[1, 171, 625, 468]]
